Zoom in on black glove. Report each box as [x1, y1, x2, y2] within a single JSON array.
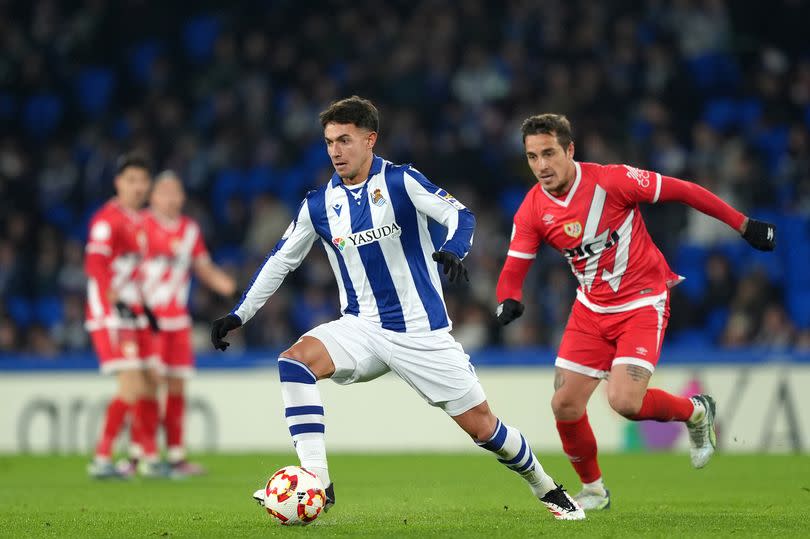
[[211, 313, 242, 351], [432, 251, 469, 283], [742, 218, 776, 251], [114, 301, 136, 321], [142, 305, 160, 333], [496, 299, 525, 325]]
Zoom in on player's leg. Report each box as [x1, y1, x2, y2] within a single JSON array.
[[608, 298, 716, 468], [262, 316, 389, 511], [160, 328, 205, 476], [88, 328, 141, 478], [387, 331, 583, 520], [552, 301, 613, 509], [451, 399, 584, 520], [130, 325, 164, 475]]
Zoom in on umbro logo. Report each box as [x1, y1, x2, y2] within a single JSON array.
[[542, 214, 555, 225], [635, 346, 648, 356]]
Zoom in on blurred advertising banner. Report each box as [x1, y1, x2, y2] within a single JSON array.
[[1, 364, 807, 454]]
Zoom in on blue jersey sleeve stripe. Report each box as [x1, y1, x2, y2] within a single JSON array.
[[386, 165, 449, 330], [307, 186, 360, 316], [405, 167, 475, 259], [342, 182, 406, 331]]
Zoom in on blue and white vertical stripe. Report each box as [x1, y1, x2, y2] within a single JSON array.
[[232, 154, 475, 334]]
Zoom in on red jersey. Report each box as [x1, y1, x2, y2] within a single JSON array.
[[140, 211, 208, 330], [84, 200, 146, 329], [499, 161, 745, 313]]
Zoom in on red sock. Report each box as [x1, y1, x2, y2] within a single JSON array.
[[133, 398, 160, 458], [164, 394, 185, 455], [629, 388, 694, 422], [95, 398, 131, 459], [556, 413, 602, 484]]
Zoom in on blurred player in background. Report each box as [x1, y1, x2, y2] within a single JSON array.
[[142, 171, 236, 476], [211, 96, 585, 520], [495, 114, 777, 510], [84, 152, 163, 478]]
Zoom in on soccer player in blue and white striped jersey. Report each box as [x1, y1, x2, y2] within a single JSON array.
[[211, 96, 584, 520]]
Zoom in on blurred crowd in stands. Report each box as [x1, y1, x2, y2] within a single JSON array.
[[1, 0, 809, 357]]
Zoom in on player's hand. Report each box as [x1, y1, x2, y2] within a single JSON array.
[[114, 301, 136, 321], [432, 251, 469, 283], [142, 305, 160, 333], [742, 218, 776, 251], [496, 299, 525, 325], [211, 313, 242, 351]]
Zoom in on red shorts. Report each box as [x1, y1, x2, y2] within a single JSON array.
[[153, 328, 195, 378], [555, 292, 670, 379], [90, 326, 158, 375]]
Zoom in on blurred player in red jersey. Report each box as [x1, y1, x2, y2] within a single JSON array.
[[495, 114, 776, 510], [142, 171, 236, 476], [85, 152, 164, 478]]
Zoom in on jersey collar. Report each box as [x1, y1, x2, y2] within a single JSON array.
[[540, 161, 581, 207], [330, 154, 383, 188]]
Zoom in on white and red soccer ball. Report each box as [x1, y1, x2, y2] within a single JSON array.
[[262, 466, 326, 526]]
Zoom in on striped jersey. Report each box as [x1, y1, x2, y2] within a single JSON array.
[[232, 155, 475, 333]]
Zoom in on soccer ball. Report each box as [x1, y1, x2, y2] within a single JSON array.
[[262, 465, 326, 526]]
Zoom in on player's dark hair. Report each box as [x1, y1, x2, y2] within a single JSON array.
[[319, 96, 379, 132], [521, 114, 573, 147], [115, 151, 151, 175]]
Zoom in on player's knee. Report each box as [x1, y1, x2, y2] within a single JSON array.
[[551, 392, 586, 420], [281, 338, 334, 379], [608, 394, 642, 417]]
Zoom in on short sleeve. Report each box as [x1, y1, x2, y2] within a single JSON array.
[[601, 164, 663, 206]]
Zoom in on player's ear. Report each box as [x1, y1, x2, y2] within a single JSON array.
[[367, 131, 378, 150], [567, 141, 575, 159]]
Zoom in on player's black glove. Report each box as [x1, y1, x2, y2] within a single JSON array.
[[432, 251, 469, 283], [496, 299, 525, 326], [211, 313, 242, 351], [742, 218, 776, 251], [142, 305, 160, 333], [114, 301, 136, 322]]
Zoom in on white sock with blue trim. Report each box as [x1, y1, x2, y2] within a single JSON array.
[[278, 357, 330, 487], [477, 419, 556, 498]]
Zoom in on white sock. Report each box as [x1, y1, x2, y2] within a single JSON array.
[[583, 477, 606, 495], [477, 419, 557, 498], [278, 357, 330, 486], [688, 397, 706, 424]]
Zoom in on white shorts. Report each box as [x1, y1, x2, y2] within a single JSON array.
[[304, 315, 486, 416]]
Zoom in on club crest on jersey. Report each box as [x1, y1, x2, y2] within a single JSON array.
[[332, 222, 401, 252], [563, 221, 583, 238], [370, 188, 386, 206]]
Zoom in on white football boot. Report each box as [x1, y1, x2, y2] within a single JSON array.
[[686, 394, 717, 468], [573, 486, 611, 511]]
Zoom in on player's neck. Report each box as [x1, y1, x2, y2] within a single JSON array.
[[152, 209, 181, 226], [114, 197, 142, 214]]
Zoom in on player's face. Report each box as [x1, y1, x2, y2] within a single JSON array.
[[115, 166, 151, 210], [324, 122, 377, 183], [151, 177, 185, 218], [524, 133, 576, 196]]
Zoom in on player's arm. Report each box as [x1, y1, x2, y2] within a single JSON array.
[[495, 203, 541, 325], [211, 199, 317, 351], [193, 256, 237, 297], [656, 177, 775, 250], [402, 168, 475, 283], [85, 219, 116, 322]]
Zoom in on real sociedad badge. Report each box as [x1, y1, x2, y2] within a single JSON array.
[[370, 188, 386, 206]]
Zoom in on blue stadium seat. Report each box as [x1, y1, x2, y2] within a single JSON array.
[[212, 245, 245, 267], [786, 289, 810, 329], [668, 328, 712, 348], [35, 296, 64, 328], [75, 67, 116, 117], [23, 94, 63, 139], [674, 244, 708, 300], [212, 168, 245, 222], [686, 53, 740, 92], [6, 296, 34, 328], [750, 125, 789, 173], [706, 307, 729, 340], [129, 40, 163, 85], [183, 15, 221, 63]]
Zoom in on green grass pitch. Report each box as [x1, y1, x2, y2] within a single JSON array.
[[1, 453, 808, 537]]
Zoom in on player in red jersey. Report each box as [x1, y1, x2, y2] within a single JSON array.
[[85, 152, 164, 478], [142, 171, 236, 476], [495, 114, 776, 510]]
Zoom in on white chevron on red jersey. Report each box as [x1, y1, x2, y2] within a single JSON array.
[[507, 161, 682, 311], [84, 200, 146, 330], [141, 211, 208, 330]]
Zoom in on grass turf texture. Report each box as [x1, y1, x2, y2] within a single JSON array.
[[0, 453, 807, 537]]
